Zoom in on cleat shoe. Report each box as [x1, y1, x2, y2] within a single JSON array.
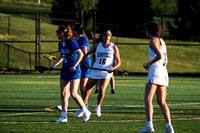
[[73, 108, 84, 117], [95, 106, 101, 117], [53, 116, 67, 122], [164, 125, 174, 133], [111, 89, 115, 94], [83, 110, 91, 122], [55, 105, 62, 111], [138, 124, 154, 133], [94, 89, 98, 94]]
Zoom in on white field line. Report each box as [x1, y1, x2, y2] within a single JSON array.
[[101, 102, 200, 109], [1, 80, 200, 87], [1, 103, 200, 117], [0, 109, 77, 117], [0, 81, 59, 84], [0, 117, 200, 124]]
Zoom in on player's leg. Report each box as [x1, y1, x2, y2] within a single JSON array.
[[69, 79, 84, 107], [156, 85, 171, 123], [61, 79, 70, 112], [70, 79, 91, 122], [97, 78, 110, 105], [54, 79, 70, 122], [95, 78, 110, 117], [94, 80, 100, 93], [74, 78, 98, 118], [156, 86, 174, 133], [73, 78, 88, 118], [139, 81, 157, 132], [80, 78, 88, 96], [82, 78, 99, 104], [55, 79, 70, 111], [144, 81, 157, 122], [110, 74, 115, 94]]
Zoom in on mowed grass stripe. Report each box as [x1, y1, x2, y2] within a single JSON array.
[[0, 81, 59, 85]]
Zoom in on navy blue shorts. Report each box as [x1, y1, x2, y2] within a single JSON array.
[[81, 68, 91, 78]]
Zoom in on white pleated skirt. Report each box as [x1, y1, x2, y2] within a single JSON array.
[[146, 65, 169, 86], [89, 69, 113, 80]]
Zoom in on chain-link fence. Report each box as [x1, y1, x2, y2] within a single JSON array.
[[0, 12, 200, 75]]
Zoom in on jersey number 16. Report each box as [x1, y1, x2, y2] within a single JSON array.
[[99, 58, 106, 65]]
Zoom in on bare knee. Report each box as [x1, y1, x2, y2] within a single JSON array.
[[99, 87, 106, 95], [144, 96, 153, 105], [157, 99, 166, 107], [61, 91, 66, 98], [70, 92, 77, 99]]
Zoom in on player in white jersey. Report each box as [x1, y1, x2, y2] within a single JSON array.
[[146, 36, 168, 86], [138, 22, 174, 133], [74, 29, 121, 117]]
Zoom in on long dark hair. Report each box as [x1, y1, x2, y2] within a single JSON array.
[[73, 22, 96, 41], [146, 22, 161, 38]]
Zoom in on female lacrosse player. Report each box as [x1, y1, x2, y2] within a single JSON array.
[[72, 23, 92, 96], [138, 22, 174, 133], [75, 29, 121, 117], [71, 23, 92, 117], [49, 25, 91, 122]]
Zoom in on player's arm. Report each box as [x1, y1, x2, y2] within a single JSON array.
[[49, 55, 63, 70], [70, 49, 83, 71], [81, 46, 87, 55], [165, 53, 168, 66], [110, 45, 121, 72], [144, 38, 162, 69], [81, 43, 98, 62]]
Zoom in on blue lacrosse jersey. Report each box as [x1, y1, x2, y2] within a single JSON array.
[[58, 39, 81, 80], [76, 37, 92, 68]]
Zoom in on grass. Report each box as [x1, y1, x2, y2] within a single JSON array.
[[0, 0, 52, 13], [0, 1, 200, 74], [0, 74, 200, 132], [0, 13, 199, 73]]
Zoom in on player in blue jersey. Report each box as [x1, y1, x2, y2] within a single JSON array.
[[72, 23, 92, 117], [49, 25, 91, 122], [72, 23, 92, 96]]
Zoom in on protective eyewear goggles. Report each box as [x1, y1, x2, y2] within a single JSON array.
[[56, 29, 67, 34], [102, 32, 112, 36]]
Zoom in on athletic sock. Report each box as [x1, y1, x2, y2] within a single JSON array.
[[96, 104, 100, 109], [146, 121, 153, 126], [61, 111, 67, 117], [82, 107, 88, 112], [85, 102, 89, 109], [166, 123, 171, 128]]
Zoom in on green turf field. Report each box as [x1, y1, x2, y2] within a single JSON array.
[[0, 74, 200, 132]]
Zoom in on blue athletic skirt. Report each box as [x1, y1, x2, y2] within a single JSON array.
[[81, 68, 91, 78], [60, 66, 81, 80]]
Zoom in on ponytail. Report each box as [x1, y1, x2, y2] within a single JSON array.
[[82, 27, 96, 41], [73, 23, 96, 41], [64, 25, 73, 45]]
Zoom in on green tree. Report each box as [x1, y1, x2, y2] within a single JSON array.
[[50, 0, 98, 27], [172, 0, 200, 41], [150, 0, 178, 15], [74, 0, 94, 13], [97, 0, 154, 37]]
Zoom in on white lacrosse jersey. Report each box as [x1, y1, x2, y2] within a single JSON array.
[[146, 37, 168, 86], [148, 37, 167, 66], [89, 42, 114, 79]]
